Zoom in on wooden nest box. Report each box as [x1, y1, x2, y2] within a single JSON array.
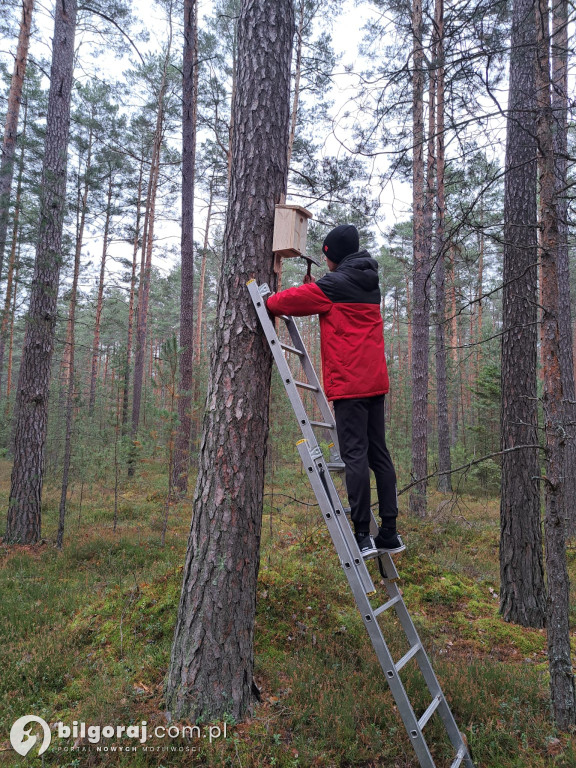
[[273, 204, 313, 259]]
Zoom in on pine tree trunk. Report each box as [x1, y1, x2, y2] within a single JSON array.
[[499, 0, 545, 627], [0, 104, 26, 400], [434, 0, 451, 493], [191, 181, 214, 444], [5, 0, 77, 545], [122, 157, 144, 433], [131, 52, 169, 453], [89, 174, 113, 414], [61, 132, 92, 392], [0, 0, 34, 279], [173, 0, 199, 495], [57, 201, 82, 549], [536, 0, 576, 728], [6, 255, 19, 414], [193, 183, 213, 367], [410, 0, 430, 516], [164, 0, 294, 722], [448, 245, 459, 444], [551, 0, 576, 535], [56, 135, 91, 549]]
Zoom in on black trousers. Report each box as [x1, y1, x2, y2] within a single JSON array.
[[333, 394, 398, 534]]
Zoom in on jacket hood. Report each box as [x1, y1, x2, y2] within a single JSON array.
[[335, 250, 379, 291]]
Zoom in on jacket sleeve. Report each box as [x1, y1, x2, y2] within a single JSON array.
[[266, 282, 333, 317]]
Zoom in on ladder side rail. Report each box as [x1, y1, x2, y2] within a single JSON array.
[[353, 580, 439, 767], [297, 439, 375, 597], [300, 442, 474, 768], [377, 573, 474, 766]]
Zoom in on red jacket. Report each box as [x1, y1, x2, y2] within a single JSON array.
[[266, 251, 389, 401]]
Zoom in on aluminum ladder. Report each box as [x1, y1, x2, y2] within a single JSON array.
[[248, 279, 475, 768]]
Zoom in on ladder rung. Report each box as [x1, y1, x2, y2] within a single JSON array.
[[373, 595, 401, 617], [294, 380, 319, 392], [310, 420, 335, 429], [280, 342, 304, 356], [418, 694, 441, 730], [395, 642, 422, 671], [327, 462, 345, 471], [450, 746, 466, 768]]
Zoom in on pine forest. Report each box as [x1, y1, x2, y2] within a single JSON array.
[[0, 0, 575, 765]]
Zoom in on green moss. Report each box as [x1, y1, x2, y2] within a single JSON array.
[[474, 617, 546, 655]]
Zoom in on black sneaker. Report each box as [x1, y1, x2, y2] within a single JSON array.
[[355, 532, 378, 558], [374, 527, 406, 554]]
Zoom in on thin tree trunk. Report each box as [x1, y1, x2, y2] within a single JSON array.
[[476, 205, 484, 372], [173, 0, 199, 495], [122, 156, 145, 433], [193, 184, 213, 367], [61, 130, 93, 392], [536, 0, 576, 728], [0, 102, 26, 399], [0, 0, 34, 279], [56, 122, 90, 549], [131, 35, 171, 455], [5, 251, 19, 414], [57, 213, 82, 549], [448, 245, 459, 444], [410, 0, 430, 516], [165, 0, 294, 722], [191, 185, 213, 448], [5, 0, 77, 545], [434, 0, 451, 493], [89, 173, 113, 414], [499, 0, 545, 627]]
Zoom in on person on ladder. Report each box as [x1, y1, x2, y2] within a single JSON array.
[[266, 224, 403, 558]]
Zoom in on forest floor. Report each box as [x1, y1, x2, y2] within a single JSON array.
[[0, 458, 575, 768]]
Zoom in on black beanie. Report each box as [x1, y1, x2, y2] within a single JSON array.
[[322, 224, 360, 263]]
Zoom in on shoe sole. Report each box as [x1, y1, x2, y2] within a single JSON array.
[[369, 536, 406, 558], [360, 546, 379, 558]]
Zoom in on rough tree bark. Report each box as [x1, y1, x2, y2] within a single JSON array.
[[535, 0, 576, 728], [0, 0, 34, 279], [410, 0, 430, 516], [173, 0, 199, 495], [499, 0, 546, 627], [164, 0, 294, 722], [5, 0, 77, 545]]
